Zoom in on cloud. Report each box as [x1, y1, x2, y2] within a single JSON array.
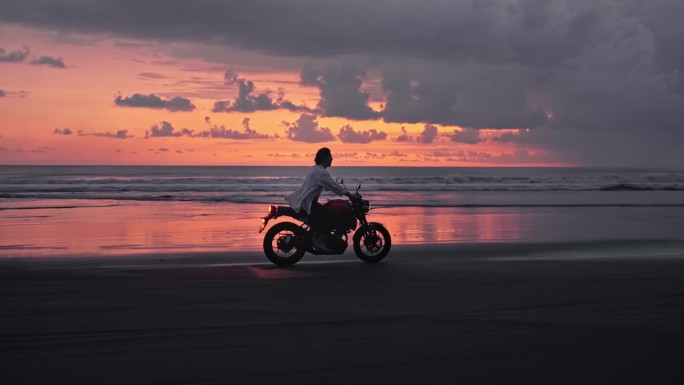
[[84, 129, 133, 139], [284, 114, 336, 143], [445, 127, 481, 144], [0, 89, 6, 97], [213, 70, 310, 113], [137, 72, 169, 79], [337, 125, 387, 144], [0, 46, 29, 62], [145, 119, 272, 139], [301, 64, 381, 120], [381, 62, 550, 129], [396, 127, 412, 142], [196, 116, 273, 139], [491, 130, 531, 143], [196, 126, 271, 140], [418, 124, 438, 144], [56, 128, 133, 139], [146, 121, 194, 137], [30, 55, 66, 68], [53, 128, 73, 135], [2, 1, 684, 165], [115, 93, 195, 112]]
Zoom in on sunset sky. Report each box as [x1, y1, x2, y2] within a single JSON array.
[[1, 0, 683, 167]]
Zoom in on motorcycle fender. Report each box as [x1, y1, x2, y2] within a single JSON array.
[[357, 222, 385, 232]]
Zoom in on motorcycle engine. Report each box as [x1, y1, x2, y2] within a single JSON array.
[[321, 232, 348, 253]]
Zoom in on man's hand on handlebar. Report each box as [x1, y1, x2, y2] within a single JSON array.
[[346, 191, 359, 200]]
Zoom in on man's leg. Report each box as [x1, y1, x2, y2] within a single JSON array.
[[309, 202, 327, 235], [309, 203, 332, 250]]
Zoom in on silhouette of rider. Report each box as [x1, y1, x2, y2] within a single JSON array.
[[285, 147, 352, 250]]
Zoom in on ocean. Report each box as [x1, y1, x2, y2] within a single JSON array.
[[2, 165, 684, 208], [2, 166, 684, 258]]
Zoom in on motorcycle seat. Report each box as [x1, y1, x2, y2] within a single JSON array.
[[276, 206, 309, 221]]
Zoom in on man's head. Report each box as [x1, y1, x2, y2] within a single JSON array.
[[314, 147, 333, 168]]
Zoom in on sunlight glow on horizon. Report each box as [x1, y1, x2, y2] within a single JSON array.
[[0, 24, 577, 167]]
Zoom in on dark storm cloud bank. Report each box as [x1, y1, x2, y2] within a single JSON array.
[[3, 0, 684, 165]]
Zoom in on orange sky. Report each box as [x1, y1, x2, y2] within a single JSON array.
[[0, 24, 573, 167]]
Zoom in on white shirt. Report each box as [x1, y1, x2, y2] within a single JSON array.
[[285, 164, 348, 214]]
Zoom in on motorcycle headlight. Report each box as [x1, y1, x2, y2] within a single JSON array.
[[362, 200, 370, 213]]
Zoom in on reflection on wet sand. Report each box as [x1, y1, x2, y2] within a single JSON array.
[[2, 200, 684, 258], [381, 207, 524, 244], [0, 202, 534, 257]]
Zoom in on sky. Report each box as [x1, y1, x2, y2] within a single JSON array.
[[1, 0, 683, 167]]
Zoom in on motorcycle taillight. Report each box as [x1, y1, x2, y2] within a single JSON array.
[[268, 205, 277, 214]]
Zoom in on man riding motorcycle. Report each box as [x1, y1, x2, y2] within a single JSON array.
[[285, 147, 354, 251]]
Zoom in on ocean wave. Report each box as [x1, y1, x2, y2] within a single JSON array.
[[3, 166, 684, 208]]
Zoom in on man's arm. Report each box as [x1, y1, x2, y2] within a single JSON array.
[[319, 171, 349, 196]]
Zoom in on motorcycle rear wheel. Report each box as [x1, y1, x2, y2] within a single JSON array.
[[263, 222, 306, 267], [353, 223, 391, 263]]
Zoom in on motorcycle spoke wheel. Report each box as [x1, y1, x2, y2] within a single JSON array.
[[353, 223, 391, 263], [263, 222, 306, 266]]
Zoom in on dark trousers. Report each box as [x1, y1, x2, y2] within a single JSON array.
[[309, 202, 330, 235]]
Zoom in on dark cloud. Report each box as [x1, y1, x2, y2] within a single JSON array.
[[213, 70, 310, 113], [87, 129, 133, 139], [145, 119, 272, 139], [491, 130, 530, 143], [146, 121, 194, 138], [284, 114, 336, 143], [267, 153, 303, 159], [196, 126, 271, 140], [0, 46, 29, 62], [58, 129, 133, 139], [197, 117, 273, 139], [30, 55, 66, 68], [137, 72, 169, 79], [445, 127, 481, 144], [2, 0, 684, 165], [337, 125, 387, 144], [418, 124, 438, 144], [213, 70, 277, 112], [381, 62, 550, 128], [53, 128, 73, 135], [0, 89, 6, 97], [396, 127, 412, 142], [301, 64, 381, 120], [115, 93, 195, 112]]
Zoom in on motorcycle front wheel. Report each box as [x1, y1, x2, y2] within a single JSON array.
[[263, 222, 306, 267], [353, 223, 391, 263]]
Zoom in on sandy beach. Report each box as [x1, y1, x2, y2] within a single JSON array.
[[2, 196, 684, 384], [2, 237, 684, 384]]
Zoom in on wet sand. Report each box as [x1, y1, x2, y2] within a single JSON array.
[[2, 241, 684, 384]]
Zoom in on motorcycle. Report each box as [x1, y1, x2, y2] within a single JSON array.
[[258, 180, 391, 267]]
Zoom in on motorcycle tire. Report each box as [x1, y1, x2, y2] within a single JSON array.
[[353, 222, 391, 263], [263, 222, 306, 267]]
